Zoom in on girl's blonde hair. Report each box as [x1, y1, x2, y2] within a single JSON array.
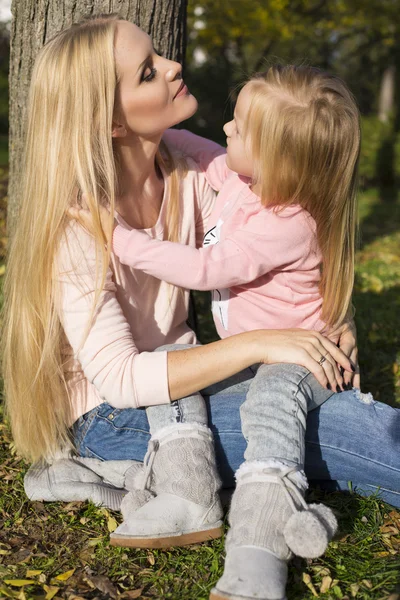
[[3, 15, 184, 462], [244, 65, 360, 330]]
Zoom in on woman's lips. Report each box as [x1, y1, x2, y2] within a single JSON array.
[[174, 81, 189, 99]]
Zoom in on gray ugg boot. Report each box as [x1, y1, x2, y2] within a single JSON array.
[[110, 423, 223, 548], [210, 461, 337, 600]]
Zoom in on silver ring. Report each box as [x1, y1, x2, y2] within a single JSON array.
[[318, 355, 326, 366]]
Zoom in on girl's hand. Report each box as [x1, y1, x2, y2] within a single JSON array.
[[68, 205, 113, 237], [254, 329, 354, 392]]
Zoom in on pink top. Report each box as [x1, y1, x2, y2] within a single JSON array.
[[113, 130, 325, 341], [57, 157, 216, 423]]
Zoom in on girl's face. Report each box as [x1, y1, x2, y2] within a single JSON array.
[[113, 21, 198, 138], [223, 84, 254, 177]]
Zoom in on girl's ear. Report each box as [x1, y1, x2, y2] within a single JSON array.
[[112, 121, 127, 138]]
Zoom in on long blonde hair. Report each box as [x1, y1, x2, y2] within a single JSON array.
[[244, 65, 360, 329], [3, 15, 184, 462]]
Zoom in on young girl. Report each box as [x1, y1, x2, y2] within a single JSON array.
[[104, 66, 360, 600]]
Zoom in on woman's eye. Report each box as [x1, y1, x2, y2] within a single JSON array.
[[142, 67, 157, 83]]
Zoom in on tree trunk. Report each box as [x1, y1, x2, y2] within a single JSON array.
[[8, 0, 187, 233]]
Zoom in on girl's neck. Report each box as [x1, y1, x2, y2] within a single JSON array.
[[114, 135, 165, 229]]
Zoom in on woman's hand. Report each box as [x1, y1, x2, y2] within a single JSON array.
[[254, 329, 354, 392], [332, 320, 360, 389]]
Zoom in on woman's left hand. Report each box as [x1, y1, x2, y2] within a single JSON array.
[[330, 320, 360, 389]]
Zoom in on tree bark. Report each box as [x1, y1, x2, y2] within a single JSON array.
[[8, 0, 187, 233]]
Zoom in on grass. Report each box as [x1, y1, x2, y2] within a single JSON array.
[[0, 168, 399, 599]]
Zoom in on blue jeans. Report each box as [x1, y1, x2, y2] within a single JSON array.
[[73, 367, 400, 507]]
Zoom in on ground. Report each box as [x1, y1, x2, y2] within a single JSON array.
[[0, 168, 399, 599]]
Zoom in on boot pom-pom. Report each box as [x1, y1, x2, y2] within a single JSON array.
[[308, 504, 338, 539], [120, 489, 154, 519], [284, 510, 329, 558]]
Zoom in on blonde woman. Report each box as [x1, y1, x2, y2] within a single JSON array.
[[2, 14, 399, 600]]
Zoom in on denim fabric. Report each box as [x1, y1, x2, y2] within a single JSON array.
[[242, 362, 333, 466], [73, 370, 400, 507]]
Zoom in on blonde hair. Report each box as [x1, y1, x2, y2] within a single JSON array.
[[3, 15, 184, 462], [244, 65, 360, 329]]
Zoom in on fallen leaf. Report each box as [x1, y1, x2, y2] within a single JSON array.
[[302, 573, 318, 597], [0, 586, 17, 598], [84, 574, 118, 599], [26, 570, 42, 578], [320, 576, 332, 593], [120, 590, 144, 599], [43, 585, 59, 600], [361, 579, 372, 589], [147, 552, 155, 566], [55, 568, 75, 582], [87, 537, 103, 547], [4, 580, 35, 587], [107, 516, 118, 532]]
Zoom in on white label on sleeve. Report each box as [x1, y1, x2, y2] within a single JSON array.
[[203, 219, 229, 330]]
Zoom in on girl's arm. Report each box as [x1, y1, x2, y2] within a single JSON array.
[[113, 210, 311, 291], [163, 129, 229, 191], [60, 222, 352, 406]]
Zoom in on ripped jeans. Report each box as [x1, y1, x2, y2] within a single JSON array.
[[73, 347, 400, 506]]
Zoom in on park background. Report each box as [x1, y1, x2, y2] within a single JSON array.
[[0, 1, 399, 599]]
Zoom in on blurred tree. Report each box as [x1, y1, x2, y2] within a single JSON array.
[[8, 0, 188, 233], [185, 0, 400, 145]]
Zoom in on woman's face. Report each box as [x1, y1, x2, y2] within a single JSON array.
[[114, 21, 198, 138]]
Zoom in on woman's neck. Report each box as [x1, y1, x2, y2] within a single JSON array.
[[114, 135, 165, 229]]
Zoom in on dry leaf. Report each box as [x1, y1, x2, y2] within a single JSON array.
[[320, 576, 332, 593], [147, 552, 155, 566], [4, 580, 35, 587], [43, 585, 59, 600], [55, 568, 75, 581], [26, 570, 42, 578], [361, 579, 372, 589], [84, 574, 118, 599], [107, 516, 118, 532], [120, 590, 144, 599], [302, 573, 318, 597]]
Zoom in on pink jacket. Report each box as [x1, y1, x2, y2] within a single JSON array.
[[113, 130, 325, 340]]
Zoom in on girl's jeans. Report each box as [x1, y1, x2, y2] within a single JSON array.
[[73, 351, 400, 507]]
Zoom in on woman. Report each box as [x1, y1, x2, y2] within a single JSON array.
[[3, 10, 399, 561]]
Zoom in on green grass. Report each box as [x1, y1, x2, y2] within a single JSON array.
[[0, 176, 399, 599]]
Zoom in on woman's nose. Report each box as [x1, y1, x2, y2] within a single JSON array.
[[165, 59, 182, 81]]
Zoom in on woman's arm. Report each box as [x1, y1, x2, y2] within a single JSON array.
[[168, 329, 353, 399]]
